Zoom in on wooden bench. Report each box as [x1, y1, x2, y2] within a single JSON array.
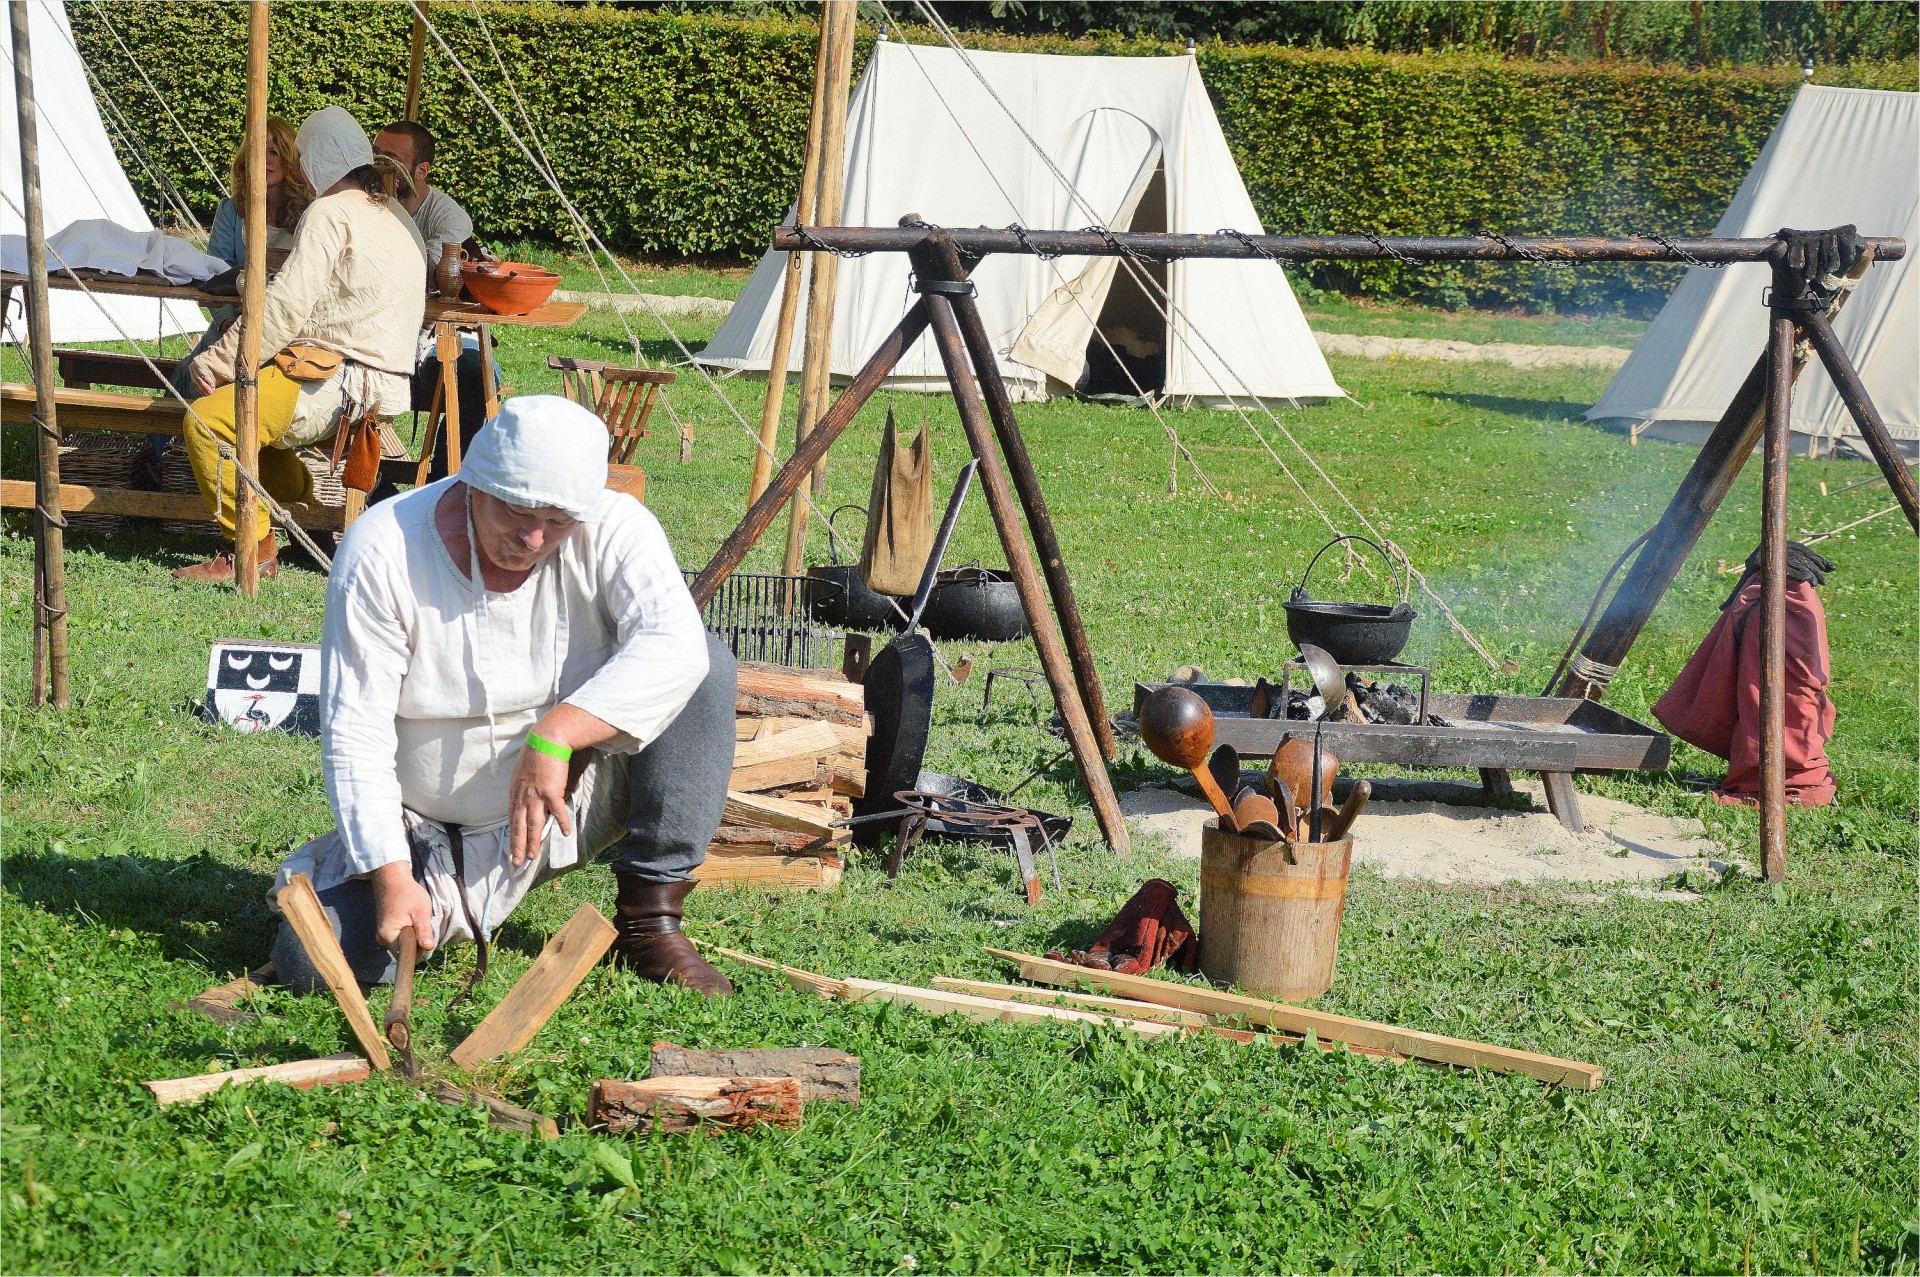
[[53, 348, 180, 393], [2, 382, 188, 436]]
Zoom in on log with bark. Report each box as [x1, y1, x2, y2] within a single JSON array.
[[588, 1076, 804, 1134], [649, 1041, 860, 1105]]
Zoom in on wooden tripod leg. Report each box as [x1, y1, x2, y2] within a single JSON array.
[[920, 286, 1130, 856], [691, 301, 931, 607], [1800, 311, 1918, 532]]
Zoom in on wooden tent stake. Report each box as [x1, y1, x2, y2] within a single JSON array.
[[8, 0, 69, 708], [747, 1, 833, 508], [233, 0, 268, 596]]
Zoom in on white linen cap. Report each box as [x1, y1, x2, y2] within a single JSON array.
[[460, 395, 609, 522], [296, 106, 374, 196]]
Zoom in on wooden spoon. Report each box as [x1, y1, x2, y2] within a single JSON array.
[[1270, 736, 1337, 810], [1206, 744, 1241, 809], [1140, 685, 1236, 828], [1232, 787, 1282, 836], [1323, 779, 1372, 842]]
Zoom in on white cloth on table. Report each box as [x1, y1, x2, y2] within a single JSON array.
[[199, 189, 427, 446], [2, 219, 229, 282], [314, 478, 710, 881]]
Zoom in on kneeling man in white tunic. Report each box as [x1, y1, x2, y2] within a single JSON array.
[[270, 394, 737, 996]]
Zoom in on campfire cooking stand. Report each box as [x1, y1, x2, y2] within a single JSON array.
[[688, 219, 1912, 883], [887, 788, 1060, 907]]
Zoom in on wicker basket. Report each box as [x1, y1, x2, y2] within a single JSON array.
[[57, 433, 150, 535], [160, 441, 347, 540]]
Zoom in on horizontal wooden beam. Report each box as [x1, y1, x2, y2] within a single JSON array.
[[0, 479, 347, 533], [3, 382, 187, 436]]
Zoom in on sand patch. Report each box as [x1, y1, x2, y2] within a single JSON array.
[[1122, 777, 1723, 890]]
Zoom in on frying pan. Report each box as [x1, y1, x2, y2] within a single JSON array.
[[854, 460, 980, 846]]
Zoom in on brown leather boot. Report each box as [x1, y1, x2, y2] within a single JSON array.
[[609, 876, 732, 997], [173, 533, 279, 583]]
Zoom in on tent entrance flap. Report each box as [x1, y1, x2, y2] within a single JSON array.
[[1080, 163, 1166, 396], [1009, 108, 1162, 389]]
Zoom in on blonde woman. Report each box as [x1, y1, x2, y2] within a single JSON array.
[[175, 107, 427, 582], [164, 116, 316, 407]]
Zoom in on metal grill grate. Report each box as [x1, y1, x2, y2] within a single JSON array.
[[685, 571, 840, 669]]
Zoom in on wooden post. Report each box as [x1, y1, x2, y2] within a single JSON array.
[[747, 3, 832, 508], [1555, 248, 1877, 701], [233, 0, 268, 596], [1799, 311, 1919, 533], [403, 0, 427, 122], [9, 0, 69, 709], [916, 278, 1130, 855], [1758, 275, 1795, 884], [916, 232, 1117, 759], [692, 301, 931, 607], [781, 0, 856, 573]]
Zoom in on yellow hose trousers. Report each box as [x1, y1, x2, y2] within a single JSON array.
[[182, 363, 315, 541]]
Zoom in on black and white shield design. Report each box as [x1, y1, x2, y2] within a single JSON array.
[[204, 639, 322, 737]]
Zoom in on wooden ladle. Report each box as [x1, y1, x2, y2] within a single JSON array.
[[1140, 685, 1237, 828], [1270, 736, 1337, 811]]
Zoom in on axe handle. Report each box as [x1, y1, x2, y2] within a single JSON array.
[[383, 926, 418, 1046]]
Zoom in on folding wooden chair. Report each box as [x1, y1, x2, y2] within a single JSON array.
[[546, 357, 685, 463]]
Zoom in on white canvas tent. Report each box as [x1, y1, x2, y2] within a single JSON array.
[[1, 0, 204, 343], [698, 40, 1343, 406], [1588, 85, 1918, 459]]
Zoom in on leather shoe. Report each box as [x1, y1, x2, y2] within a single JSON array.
[[609, 875, 732, 997], [174, 536, 279, 583]]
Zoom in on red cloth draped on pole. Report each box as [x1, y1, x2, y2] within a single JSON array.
[[1652, 547, 1837, 807]]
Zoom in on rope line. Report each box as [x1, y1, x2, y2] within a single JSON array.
[[83, 0, 228, 199]]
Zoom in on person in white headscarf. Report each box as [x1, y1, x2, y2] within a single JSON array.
[[175, 106, 428, 582], [267, 395, 739, 997]]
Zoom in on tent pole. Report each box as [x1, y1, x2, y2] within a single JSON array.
[[404, 1, 426, 122], [9, 0, 68, 709], [781, 0, 855, 575], [1758, 269, 1796, 883], [747, 2, 832, 509], [233, 0, 268, 597], [913, 259, 1130, 855], [1798, 311, 1919, 532], [693, 300, 932, 607], [913, 228, 1118, 760], [1555, 247, 1877, 701]]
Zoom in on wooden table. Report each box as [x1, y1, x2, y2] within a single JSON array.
[[0, 270, 589, 535]]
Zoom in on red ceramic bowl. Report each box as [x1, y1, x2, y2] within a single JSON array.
[[459, 261, 561, 315]]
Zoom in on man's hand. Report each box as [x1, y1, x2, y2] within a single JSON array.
[[188, 357, 218, 398], [370, 861, 435, 953], [507, 731, 573, 869]]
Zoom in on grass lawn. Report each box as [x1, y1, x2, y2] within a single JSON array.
[[2, 293, 1914, 1274]]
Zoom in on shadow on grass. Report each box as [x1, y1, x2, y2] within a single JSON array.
[[3, 845, 279, 973], [1425, 392, 1595, 423]]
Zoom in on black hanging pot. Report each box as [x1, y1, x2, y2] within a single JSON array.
[[1282, 534, 1417, 665], [806, 505, 903, 632], [922, 566, 1030, 642]]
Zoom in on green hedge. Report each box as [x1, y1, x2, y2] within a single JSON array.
[[70, 3, 1914, 313]]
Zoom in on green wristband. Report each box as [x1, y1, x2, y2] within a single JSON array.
[[525, 732, 573, 762]]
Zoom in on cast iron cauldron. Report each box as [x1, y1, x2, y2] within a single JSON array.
[[806, 506, 904, 632], [922, 565, 1030, 642], [1282, 535, 1417, 665]]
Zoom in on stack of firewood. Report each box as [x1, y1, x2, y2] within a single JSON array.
[[693, 662, 868, 892]]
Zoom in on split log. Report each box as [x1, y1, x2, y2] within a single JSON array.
[[175, 963, 277, 1026], [144, 1053, 369, 1106], [825, 759, 866, 797], [589, 1075, 803, 1134], [650, 1041, 860, 1104], [276, 874, 391, 1070], [449, 903, 617, 1069], [736, 664, 865, 728], [693, 855, 842, 891], [431, 1080, 561, 1139], [708, 824, 825, 854], [731, 719, 844, 791], [986, 948, 1604, 1089], [723, 790, 838, 838]]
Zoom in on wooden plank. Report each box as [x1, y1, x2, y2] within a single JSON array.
[[276, 875, 392, 1071], [930, 978, 1211, 1027], [730, 756, 825, 793], [448, 902, 618, 1069], [693, 855, 842, 891], [841, 977, 1181, 1039], [589, 1075, 804, 1134], [0, 479, 347, 532], [985, 949, 1603, 1089], [706, 946, 848, 998], [173, 963, 276, 1026], [650, 1041, 860, 1105], [2, 381, 187, 435], [708, 824, 824, 854], [824, 759, 866, 798], [431, 1081, 561, 1140], [722, 790, 837, 837], [144, 1054, 369, 1107], [733, 719, 842, 769]]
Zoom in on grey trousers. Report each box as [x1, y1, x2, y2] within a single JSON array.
[[270, 634, 737, 990]]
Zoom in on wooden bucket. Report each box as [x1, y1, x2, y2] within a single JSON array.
[[1198, 822, 1353, 1000]]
